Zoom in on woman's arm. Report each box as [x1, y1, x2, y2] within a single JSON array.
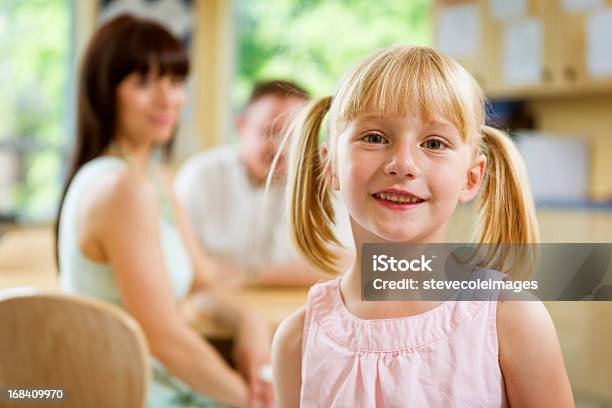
[[497, 299, 574, 407], [242, 254, 348, 287], [160, 167, 233, 291], [272, 307, 305, 408], [93, 169, 249, 407], [161, 167, 274, 406]]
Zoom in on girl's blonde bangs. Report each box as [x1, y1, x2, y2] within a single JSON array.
[[332, 46, 483, 142]]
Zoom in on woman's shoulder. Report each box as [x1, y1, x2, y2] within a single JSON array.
[[79, 159, 160, 224], [105, 169, 159, 217], [97, 162, 154, 199]]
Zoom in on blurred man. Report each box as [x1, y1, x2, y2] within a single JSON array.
[[175, 80, 351, 286]]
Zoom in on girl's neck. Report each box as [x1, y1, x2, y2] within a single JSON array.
[[340, 235, 454, 319], [339, 263, 450, 320], [340, 244, 367, 305]]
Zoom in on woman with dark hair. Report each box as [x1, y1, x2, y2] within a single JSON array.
[[56, 15, 272, 407]]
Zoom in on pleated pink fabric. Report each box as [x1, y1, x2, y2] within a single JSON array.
[[300, 277, 507, 407]]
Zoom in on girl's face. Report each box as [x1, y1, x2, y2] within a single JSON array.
[[333, 111, 485, 244], [115, 65, 185, 147]]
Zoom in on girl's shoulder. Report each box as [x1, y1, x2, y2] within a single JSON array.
[[272, 306, 306, 407], [495, 289, 554, 368], [272, 280, 338, 364], [273, 306, 306, 354], [496, 289, 544, 325], [496, 297, 572, 405], [272, 278, 336, 350], [272, 307, 306, 380]]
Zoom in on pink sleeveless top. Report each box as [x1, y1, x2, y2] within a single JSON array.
[[300, 275, 507, 407]]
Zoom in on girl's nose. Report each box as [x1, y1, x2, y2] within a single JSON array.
[[384, 143, 420, 178]]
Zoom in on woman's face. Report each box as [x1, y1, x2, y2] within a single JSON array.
[[115, 65, 185, 146], [333, 111, 486, 245]]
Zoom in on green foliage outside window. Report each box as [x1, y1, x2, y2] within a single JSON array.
[[234, 0, 432, 109], [0, 0, 69, 221]]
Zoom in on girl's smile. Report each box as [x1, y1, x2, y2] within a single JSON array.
[[371, 188, 426, 211]]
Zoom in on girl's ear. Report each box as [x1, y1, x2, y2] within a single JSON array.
[[320, 142, 339, 191], [459, 154, 486, 203]]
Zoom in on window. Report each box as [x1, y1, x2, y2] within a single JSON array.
[[0, 0, 70, 222], [233, 0, 432, 109]]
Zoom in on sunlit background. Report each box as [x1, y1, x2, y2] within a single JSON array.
[[1, 0, 611, 406]]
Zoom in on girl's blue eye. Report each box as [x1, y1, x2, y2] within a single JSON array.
[[362, 133, 387, 144], [422, 139, 445, 150]]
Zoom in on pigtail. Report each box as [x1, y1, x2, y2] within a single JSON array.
[[283, 96, 342, 274], [475, 125, 539, 278]]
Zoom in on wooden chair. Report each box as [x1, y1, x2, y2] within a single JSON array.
[[0, 287, 150, 408]]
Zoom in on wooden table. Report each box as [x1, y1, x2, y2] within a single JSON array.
[[0, 226, 309, 338], [182, 286, 309, 339], [0, 225, 58, 290]]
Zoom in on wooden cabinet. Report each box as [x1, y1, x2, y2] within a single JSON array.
[[434, 0, 612, 98]]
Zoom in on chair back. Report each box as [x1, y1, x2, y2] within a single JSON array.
[[0, 287, 150, 408]]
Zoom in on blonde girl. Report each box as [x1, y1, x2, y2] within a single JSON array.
[[272, 46, 573, 407]]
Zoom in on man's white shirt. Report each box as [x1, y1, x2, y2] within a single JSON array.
[[175, 144, 353, 270]]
